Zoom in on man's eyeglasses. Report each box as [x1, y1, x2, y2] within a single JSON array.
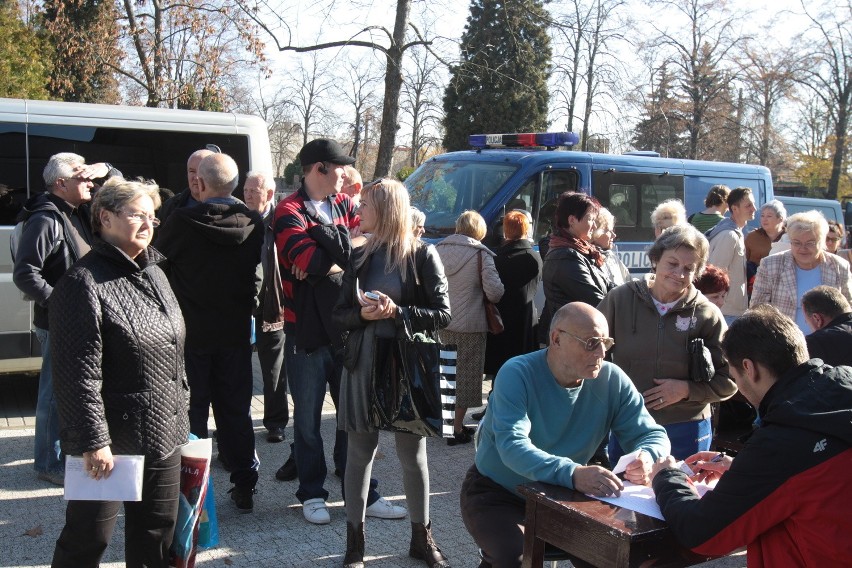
[[121, 211, 160, 227], [557, 330, 615, 352]]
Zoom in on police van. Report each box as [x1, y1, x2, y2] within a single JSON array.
[[405, 132, 774, 272], [0, 98, 272, 374]]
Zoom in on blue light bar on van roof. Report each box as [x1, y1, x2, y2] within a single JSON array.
[[469, 132, 579, 150]]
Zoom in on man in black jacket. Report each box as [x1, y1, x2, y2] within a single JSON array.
[[650, 305, 852, 565], [157, 152, 263, 512], [12, 152, 117, 485], [802, 285, 852, 366]]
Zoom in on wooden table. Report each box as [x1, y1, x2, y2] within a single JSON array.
[[518, 482, 715, 568]]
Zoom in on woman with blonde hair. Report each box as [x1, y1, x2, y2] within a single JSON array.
[[651, 199, 688, 238], [436, 210, 504, 445], [751, 210, 852, 334], [592, 207, 630, 287], [333, 179, 452, 568]]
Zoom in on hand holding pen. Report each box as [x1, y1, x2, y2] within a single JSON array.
[[685, 451, 733, 483]]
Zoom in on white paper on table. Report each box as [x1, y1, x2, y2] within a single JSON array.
[[64, 455, 145, 502], [611, 449, 642, 474], [591, 462, 718, 520]]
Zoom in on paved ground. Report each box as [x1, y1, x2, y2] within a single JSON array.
[[0, 360, 746, 568]]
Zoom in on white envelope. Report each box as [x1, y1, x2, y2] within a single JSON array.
[[64, 455, 145, 502]]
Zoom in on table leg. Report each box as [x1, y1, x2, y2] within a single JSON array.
[[522, 499, 546, 568]]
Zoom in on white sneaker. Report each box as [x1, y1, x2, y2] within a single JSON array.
[[365, 497, 408, 519], [303, 498, 331, 524]]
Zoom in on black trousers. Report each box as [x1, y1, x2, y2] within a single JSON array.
[[186, 345, 259, 489], [459, 465, 527, 568], [255, 322, 289, 431], [52, 451, 181, 568]]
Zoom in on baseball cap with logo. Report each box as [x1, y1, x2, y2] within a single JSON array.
[[299, 139, 355, 166]]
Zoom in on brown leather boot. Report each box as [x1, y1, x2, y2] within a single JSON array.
[[409, 521, 450, 567], [343, 522, 364, 568]]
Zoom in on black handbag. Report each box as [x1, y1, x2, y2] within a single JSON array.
[[370, 315, 456, 438], [687, 337, 715, 382]]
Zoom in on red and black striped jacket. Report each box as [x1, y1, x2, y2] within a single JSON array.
[[653, 360, 852, 567], [273, 185, 359, 348]]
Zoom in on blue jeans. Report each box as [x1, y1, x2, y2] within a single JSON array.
[[286, 339, 343, 503], [609, 417, 712, 463], [34, 327, 63, 475]]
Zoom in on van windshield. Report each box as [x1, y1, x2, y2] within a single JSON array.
[[405, 160, 519, 237]]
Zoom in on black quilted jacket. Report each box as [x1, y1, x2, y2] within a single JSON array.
[[50, 240, 189, 461]]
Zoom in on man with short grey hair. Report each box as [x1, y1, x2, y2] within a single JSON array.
[[13, 152, 118, 485], [244, 171, 289, 443], [802, 284, 852, 366], [157, 152, 264, 512]]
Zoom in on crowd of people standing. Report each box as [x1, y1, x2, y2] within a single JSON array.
[[12, 144, 852, 568]]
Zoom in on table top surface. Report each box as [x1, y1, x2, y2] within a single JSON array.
[[518, 481, 671, 540]]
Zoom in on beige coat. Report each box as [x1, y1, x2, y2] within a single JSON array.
[[750, 250, 852, 320], [435, 234, 504, 333]]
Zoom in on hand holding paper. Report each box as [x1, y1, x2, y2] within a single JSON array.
[[64, 455, 144, 502]]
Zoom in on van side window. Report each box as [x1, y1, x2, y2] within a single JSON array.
[[27, 124, 252, 200], [535, 170, 578, 242], [0, 123, 28, 226], [593, 170, 684, 242]]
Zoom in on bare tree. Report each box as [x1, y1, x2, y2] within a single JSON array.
[[645, 0, 749, 159], [797, 0, 852, 200], [549, 0, 628, 150], [578, 0, 628, 151], [236, 76, 302, 177], [237, 0, 434, 176], [115, 0, 267, 108], [550, 2, 585, 133], [284, 52, 335, 147], [336, 56, 382, 167], [737, 41, 798, 166], [401, 44, 443, 167]]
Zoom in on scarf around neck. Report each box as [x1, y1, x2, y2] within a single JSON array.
[[548, 228, 604, 267]]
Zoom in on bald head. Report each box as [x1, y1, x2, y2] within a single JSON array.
[[187, 149, 215, 200], [547, 302, 610, 387], [198, 153, 239, 200], [551, 302, 608, 337]]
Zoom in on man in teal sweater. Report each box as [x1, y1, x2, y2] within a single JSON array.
[[460, 302, 670, 567]]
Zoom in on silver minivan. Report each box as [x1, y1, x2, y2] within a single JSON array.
[[0, 98, 272, 374]]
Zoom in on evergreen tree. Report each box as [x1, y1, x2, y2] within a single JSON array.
[[0, 1, 50, 99], [443, 0, 551, 151], [41, 0, 121, 104]]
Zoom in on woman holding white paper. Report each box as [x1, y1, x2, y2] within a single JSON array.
[[50, 178, 189, 567]]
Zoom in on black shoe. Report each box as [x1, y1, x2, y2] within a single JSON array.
[[229, 486, 256, 513], [471, 407, 487, 421], [447, 426, 474, 446], [267, 427, 285, 443], [275, 454, 297, 481]]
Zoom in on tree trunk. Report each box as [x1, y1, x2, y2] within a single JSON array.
[[827, 99, 849, 200], [374, 0, 410, 178]]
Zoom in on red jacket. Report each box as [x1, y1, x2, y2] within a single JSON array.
[[653, 361, 852, 567]]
